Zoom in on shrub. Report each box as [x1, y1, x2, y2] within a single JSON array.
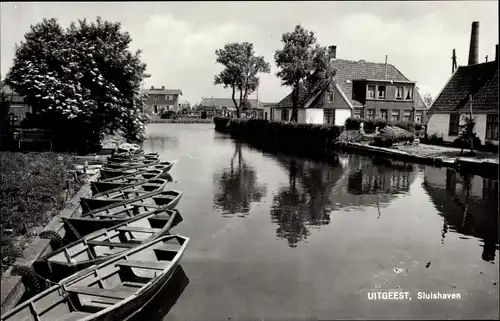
[[336, 130, 364, 144], [344, 117, 423, 134], [160, 110, 177, 119], [373, 126, 415, 147]]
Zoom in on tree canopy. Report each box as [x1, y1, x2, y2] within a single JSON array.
[[5, 17, 148, 149], [214, 42, 270, 117], [274, 25, 335, 122]]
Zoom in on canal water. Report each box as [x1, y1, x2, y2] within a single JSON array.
[[139, 123, 498, 320]]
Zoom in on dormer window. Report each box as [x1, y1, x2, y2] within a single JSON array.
[[326, 91, 334, 103], [377, 86, 386, 99]]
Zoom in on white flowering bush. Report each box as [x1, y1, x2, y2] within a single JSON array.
[[5, 17, 148, 148]]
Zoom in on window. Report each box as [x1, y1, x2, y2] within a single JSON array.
[[166, 95, 173, 100], [448, 113, 459, 136], [153, 94, 159, 100], [395, 86, 403, 100], [367, 85, 376, 99], [326, 91, 334, 103], [153, 105, 159, 114], [265, 112, 268, 120], [270, 108, 274, 120], [380, 109, 388, 119], [377, 86, 386, 99], [366, 109, 375, 119], [415, 111, 423, 124], [403, 87, 413, 100], [324, 110, 335, 125], [486, 114, 498, 140], [403, 110, 412, 121], [281, 109, 289, 121], [354, 110, 361, 118], [391, 111, 400, 121]]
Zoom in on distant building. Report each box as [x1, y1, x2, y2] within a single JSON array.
[[142, 86, 183, 117], [427, 22, 498, 146], [199, 97, 267, 118], [0, 82, 31, 122], [272, 45, 428, 125], [178, 100, 191, 110]]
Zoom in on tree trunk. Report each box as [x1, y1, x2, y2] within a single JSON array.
[[291, 85, 299, 122], [239, 90, 243, 117], [231, 85, 240, 118]]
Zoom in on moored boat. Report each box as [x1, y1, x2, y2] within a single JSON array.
[[0, 235, 190, 321], [91, 169, 163, 194], [81, 190, 183, 217], [108, 152, 160, 164], [34, 208, 181, 282], [105, 159, 160, 169], [81, 179, 168, 212], [99, 161, 173, 180]]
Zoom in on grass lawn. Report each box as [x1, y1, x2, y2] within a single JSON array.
[[0, 152, 84, 275]]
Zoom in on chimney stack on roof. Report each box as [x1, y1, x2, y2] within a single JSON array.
[[162, 85, 165, 90], [150, 86, 154, 89], [467, 21, 479, 65], [328, 45, 337, 60]]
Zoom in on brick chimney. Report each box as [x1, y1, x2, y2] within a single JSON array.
[[468, 21, 479, 65], [328, 45, 337, 60], [162, 85, 165, 90], [150, 85, 154, 89]]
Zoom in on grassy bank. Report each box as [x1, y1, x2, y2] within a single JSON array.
[[149, 118, 213, 124], [0, 152, 83, 273]]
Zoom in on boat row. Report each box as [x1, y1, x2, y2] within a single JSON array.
[[2, 148, 190, 321]]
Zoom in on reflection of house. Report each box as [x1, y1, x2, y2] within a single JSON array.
[[427, 22, 498, 146], [271, 45, 428, 125], [423, 167, 498, 262], [330, 156, 417, 210], [142, 86, 183, 117], [0, 82, 31, 122]]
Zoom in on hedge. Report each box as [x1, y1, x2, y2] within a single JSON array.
[[373, 126, 415, 147], [213, 117, 343, 150], [345, 117, 423, 133]]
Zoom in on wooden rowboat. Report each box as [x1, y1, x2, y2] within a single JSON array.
[[81, 190, 183, 217], [81, 179, 168, 213], [108, 152, 160, 163], [1, 235, 189, 321], [33, 208, 181, 282], [63, 205, 182, 242], [105, 159, 159, 170], [99, 161, 173, 180], [91, 170, 163, 195]]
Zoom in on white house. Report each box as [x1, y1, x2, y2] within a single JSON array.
[[427, 23, 498, 146]]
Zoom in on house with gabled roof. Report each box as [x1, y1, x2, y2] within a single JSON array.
[[427, 22, 498, 146], [141, 86, 183, 117], [271, 45, 428, 126]]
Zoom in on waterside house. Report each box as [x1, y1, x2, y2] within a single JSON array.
[[427, 22, 498, 146], [270, 45, 428, 126], [199, 97, 268, 118], [142, 86, 183, 117]]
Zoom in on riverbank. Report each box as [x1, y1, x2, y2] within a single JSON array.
[[149, 118, 213, 124]]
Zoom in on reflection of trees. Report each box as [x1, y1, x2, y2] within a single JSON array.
[[212, 141, 267, 217], [270, 155, 343, 247], [423, 168, 498, 263]]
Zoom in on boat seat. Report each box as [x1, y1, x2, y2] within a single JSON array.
[[66, 286, 134, 300], [116, 226, 160, 234], [86, 240, 136, 248], [122, 281, 145, 288], [115, 260, 167, 270], [54, 311, 93, 321]]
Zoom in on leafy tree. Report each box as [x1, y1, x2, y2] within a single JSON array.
[[214, 42, 270, 118], [5, 17, 148, 149], [423, 92, 433, 107], [275, 25, 335, 122]]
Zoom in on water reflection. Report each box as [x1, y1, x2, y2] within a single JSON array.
[[142, 135, 178, 153], [423, 167, 499, 263], [269, 154, 343, 247], [212, 141, 267, 217], [128, 265, 190, 321]]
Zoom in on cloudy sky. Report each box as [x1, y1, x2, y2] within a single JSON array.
[[1, 1, 498, 105]]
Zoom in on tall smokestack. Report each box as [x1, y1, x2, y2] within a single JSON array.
[[468, 21, 479, 65]]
